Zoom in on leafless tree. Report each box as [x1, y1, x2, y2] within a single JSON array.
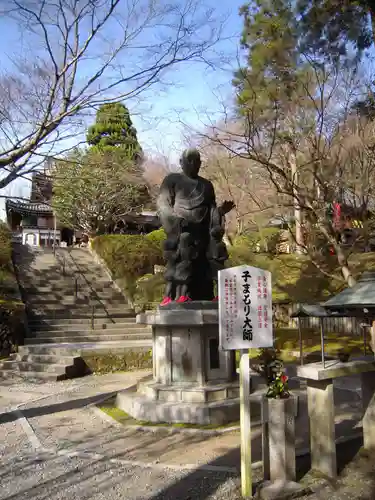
[[198, 133, 283, 236], [195, 61, 375, 286], [0, 0, 224, 188]]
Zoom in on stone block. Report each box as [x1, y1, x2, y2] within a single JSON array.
[[257, 480, 308, 500], [136, 308, 219, 326], [206, 389, 227, 402], [116, 388, 239, 425], [307, 378, 336, 478], [266, 398, 296, 482], [227, 387, 240, 399], [138, 383, 158, 400], [361, 371, 375, 450], [207, 399, 240, 426], [158, 389, 182, 402], [181, 390, 206, 403], [297, 358, 375, 381]]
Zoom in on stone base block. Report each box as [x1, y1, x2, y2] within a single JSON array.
[[116, 381, 267, 425], [257, 480, 308, 500], [116, 390, 239, 425], [137, 380, 240, 404]]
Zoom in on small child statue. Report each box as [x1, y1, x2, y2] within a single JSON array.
[[208, 203, 233, 301]]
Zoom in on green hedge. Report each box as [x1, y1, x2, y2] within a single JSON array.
[[92, 234, 164, 300], [0, 222, 12, 270], [134, 272, 165, 311], [0, 223, 26, 356], [145, 228, 166, 248]]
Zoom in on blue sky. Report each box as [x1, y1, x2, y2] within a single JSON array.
[[0, 0, 245, 219]]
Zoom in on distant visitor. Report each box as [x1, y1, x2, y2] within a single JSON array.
[[157, 148, 235, 305]]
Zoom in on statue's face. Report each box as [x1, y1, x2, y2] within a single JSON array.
[[181, 160, 200, 178], [180, 149, 201, 178]]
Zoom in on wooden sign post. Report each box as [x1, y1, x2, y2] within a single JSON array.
[[218, 265, 273, 499], [240, 349, 252, 498]]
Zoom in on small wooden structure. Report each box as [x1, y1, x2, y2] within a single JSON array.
[[324, 271, 375, 352], [291, 304, 330, 367], [296, 272, 375, 479]]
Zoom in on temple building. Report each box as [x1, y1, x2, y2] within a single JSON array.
[[6, 170, 160, 247], [6, 171, 75, 247]]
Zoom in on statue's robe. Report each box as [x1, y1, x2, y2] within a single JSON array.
[[157, 172, 217, 300]]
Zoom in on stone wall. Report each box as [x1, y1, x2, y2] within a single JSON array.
[[82, 347, 152, 374]]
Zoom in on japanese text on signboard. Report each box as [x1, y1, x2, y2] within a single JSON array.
[[223, 275, 238, 343], [219, 265, 273, 350], [242, 270, 253, 341]]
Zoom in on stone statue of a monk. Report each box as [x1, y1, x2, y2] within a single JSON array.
[[157, 148, 235, 306]]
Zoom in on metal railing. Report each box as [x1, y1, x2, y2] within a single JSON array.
[[54, 248, 114, 329]]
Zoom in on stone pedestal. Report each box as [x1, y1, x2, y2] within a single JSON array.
[[361, 370, 375, 450], [297, 357, 375, 478], [116, 302, 243, 425], [257, 396, 302, 500], [266, 397, 297, 482]]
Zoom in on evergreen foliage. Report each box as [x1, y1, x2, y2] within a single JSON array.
[[87, 102, 143, 162]]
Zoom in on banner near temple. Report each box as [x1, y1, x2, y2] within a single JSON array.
[[218, 265, 273, 350]]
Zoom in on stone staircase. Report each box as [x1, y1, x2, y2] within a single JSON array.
[[0, 245, 152, 381]]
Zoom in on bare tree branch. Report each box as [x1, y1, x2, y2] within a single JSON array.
[[0, 0, 225, 187]]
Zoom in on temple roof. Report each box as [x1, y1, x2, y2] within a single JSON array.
[[6, 199, 53, 216], [290, 303, 330, 318], [324, 271, 375, 311]]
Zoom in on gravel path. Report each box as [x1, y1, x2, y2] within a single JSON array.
[[1, 371, 375, 500], [0, 372, 247, 500]]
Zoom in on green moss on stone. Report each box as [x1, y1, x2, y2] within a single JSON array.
[[99, 400, 240, 430], [82, 348, 152, 375]]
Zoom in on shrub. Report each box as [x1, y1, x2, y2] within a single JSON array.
[[145, 228, 166, 247], [0, 301, 26, 356], [0, 222, 12, 270], [134, 273, 165, 311], [92, 234, 164, 301]]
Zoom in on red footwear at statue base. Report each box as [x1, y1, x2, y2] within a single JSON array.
[[160, 297, 172, 306], [176, 295, 191, 303]]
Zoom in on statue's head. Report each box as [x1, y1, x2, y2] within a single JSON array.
[[180, 148, 201, 178]]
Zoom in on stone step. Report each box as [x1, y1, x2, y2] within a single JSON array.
[[27, 306, 134, 315], [26, 302, 128, 310], [28, 310, 136, 320], [0, 370, 67, 381], [28, 327, 151, 337], [24, 287, 126, 301], [24, 332, 152, 344], [21, 277, 114, 286], [18, 341, 152, 356], [0, 360, 73, 374], [28, 317, 137, 326], [28, 319, 138, 329], [10, 353, 78, 364], [26, 296, 127, 304]]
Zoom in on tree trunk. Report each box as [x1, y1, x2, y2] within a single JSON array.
[[370, 8, 375, 45], [319, 222, 356, 288], [335, 244, 356, 287], [290, 151, 304, 254]]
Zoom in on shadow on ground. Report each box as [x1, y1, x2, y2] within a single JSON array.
[[1, 436, 372, 500], [0, 391, 117, 424]]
